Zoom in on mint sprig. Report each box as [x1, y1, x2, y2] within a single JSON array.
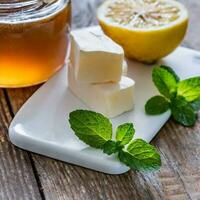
[[69, 110, 161, 172], [145, 66, 200, 126]]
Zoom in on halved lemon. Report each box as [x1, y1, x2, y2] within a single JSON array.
[[97, 0, 189, 63]]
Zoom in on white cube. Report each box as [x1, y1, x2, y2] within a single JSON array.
[[70, 26, 124, 83], [68, 64, 135, 118]]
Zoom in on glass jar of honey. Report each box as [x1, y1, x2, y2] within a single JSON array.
[[0, 0, 71, 88]]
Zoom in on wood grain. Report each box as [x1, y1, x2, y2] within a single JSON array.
[[1, 0, 200, 200], [0, 90, 42, 200]]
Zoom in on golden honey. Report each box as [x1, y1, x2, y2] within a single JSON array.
[[0, 0, 71, 87]]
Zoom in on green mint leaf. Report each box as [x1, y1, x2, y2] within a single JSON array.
[[103, 141, 122, 155], [177, 77, 200, 102], [171, 96, 197, 126], [145, 95, 170, 115], [69, 110, 112, 149], [160, 65, 180, 82], [152, 67, 178, 99], [116, 123, 135, 146], [191, 97, 200, 111], [118, 139, 161, 171]]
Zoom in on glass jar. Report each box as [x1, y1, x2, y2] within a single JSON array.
[[0, 0, 71, 88]]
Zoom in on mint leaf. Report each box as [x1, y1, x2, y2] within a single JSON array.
[[116, 123, 135, 146], [171, 96, 197, 126], [69, 110, 112, 149], [103, 141, 122, 155], [118, 139, 161, 171], [177, 77, 200, 102], [145, 95, 170, 115], [191, 97, 200, 111], [160, 65, 180, 82], [152, 67, 178, 99]]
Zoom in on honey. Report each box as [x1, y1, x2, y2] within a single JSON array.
[[0, 0, 71, 87]]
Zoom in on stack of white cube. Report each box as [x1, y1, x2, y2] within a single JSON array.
[[68, 26, 135, 118]]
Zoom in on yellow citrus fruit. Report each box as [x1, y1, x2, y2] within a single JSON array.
[[97, 0, 189, 63]]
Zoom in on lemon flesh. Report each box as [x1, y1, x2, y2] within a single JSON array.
[[97, 0, 189, 63]]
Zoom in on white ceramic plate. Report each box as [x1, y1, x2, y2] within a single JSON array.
[[9, 47, 200, 174]]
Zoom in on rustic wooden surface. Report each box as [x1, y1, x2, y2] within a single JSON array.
[[0, 0, 200, 199]]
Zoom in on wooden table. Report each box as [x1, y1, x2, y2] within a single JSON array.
[[0, 1, 200, 199]]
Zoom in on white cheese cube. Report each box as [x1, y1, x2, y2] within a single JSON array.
[[70, 26, 124, 83], [68, 64, 135, 118]]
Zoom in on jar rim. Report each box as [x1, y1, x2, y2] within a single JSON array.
[[0, 0, 70, 24]]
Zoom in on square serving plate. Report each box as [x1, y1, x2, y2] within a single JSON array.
[[9, 47, 200, 174]]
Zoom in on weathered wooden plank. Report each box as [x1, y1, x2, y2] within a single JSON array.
[[0, 89, 42, 200], [4, 0, 200, 199]]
